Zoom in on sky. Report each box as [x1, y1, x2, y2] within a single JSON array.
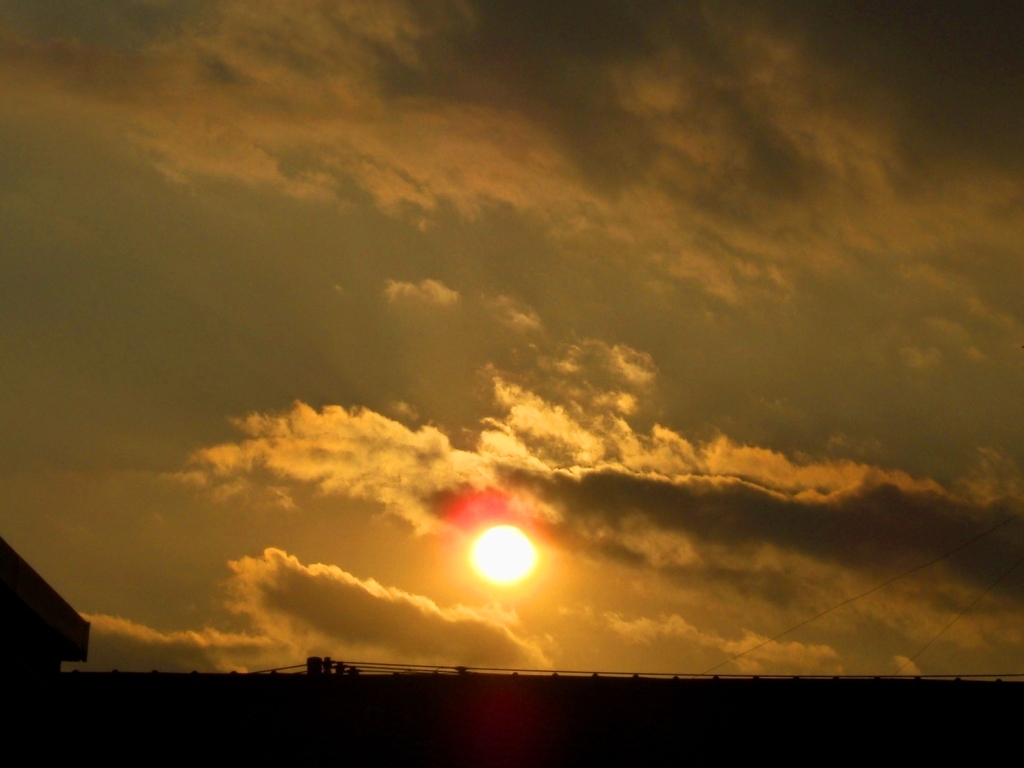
[[2, 0, 1024, 676]]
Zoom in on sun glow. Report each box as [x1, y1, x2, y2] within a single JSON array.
[[471, 525, 538, 585]]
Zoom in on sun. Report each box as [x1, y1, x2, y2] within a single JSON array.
[[471, 525, 538, 585]]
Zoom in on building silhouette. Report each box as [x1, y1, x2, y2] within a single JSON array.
[[0, 535, 89, 675], [2, 536, 1019, 762]]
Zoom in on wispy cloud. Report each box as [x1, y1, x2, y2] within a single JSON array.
[[384, 278, 460, 306], [79, 613, 277, 673], [604, 612, 840, 675], [6, 0, 1023, 306], [488, 295, 542, 333]]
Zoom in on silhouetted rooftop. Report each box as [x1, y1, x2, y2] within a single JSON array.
[[0, 535, 89, 675], [10, 666, 1019, 763]]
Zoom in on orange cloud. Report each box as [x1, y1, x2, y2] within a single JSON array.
[[184, 366, 1021, 606], [5, 0, 1022, 310], [79, 547, 550, 671], [227, 548, 550, 668], [604, 612, 841, 675], [80, 614, 277, 673], [384, 278, 460, 306]]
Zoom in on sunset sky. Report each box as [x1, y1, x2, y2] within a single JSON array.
[[3, 1, 1024, 676]]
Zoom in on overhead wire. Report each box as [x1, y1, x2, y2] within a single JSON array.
[[249, 515, 1024, 680], [892, 544, 1024, 676], [247, 657, 1024, 679], [700, 511, 1022, 675]]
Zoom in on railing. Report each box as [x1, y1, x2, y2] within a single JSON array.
[[245, 658, 1024, 681]]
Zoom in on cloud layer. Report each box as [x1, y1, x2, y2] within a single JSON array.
[[384, 278, 460, 306], [186, 355, 1024, 666], [82, 547, 547, 671], [6, 0, 1023, 305], [5, 1, 1024, 677]]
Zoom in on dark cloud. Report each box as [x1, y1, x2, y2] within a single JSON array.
[[8, 0, 1024, 182], [386, 1, 815, 196], [235, 549, 547, 667], [187, 383, 1024, 619], [359, 0, 1024, 198], [7, 0, 1021, 238], [754, 1, 1024, 169], [526, 468, 1024, 597], [462, 0, 1024, 173], [0, 0, 210, 50]]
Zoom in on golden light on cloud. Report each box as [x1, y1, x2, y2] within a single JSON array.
[[471, 525, 538, 585]]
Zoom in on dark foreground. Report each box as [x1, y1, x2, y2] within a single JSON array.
[[9, 671, 1020, 764]]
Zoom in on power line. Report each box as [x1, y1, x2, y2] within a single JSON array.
[[701, 511, 1021, 675], [250, 657, 1024, 679], [893, 546, 1024, 676]]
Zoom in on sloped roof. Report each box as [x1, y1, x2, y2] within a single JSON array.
[[0, 535, 89, 663]]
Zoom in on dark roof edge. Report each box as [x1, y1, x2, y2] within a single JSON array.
[[0, 535, 90, 661]]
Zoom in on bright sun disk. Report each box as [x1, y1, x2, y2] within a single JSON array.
[[471, 525, 538, 585]]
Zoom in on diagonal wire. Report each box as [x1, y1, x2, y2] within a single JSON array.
[[700, 512, 1021, 675], [892, 547, 1024, 676]]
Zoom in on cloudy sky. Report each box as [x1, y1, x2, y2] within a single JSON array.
[[3, 1, 1024, 676]]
